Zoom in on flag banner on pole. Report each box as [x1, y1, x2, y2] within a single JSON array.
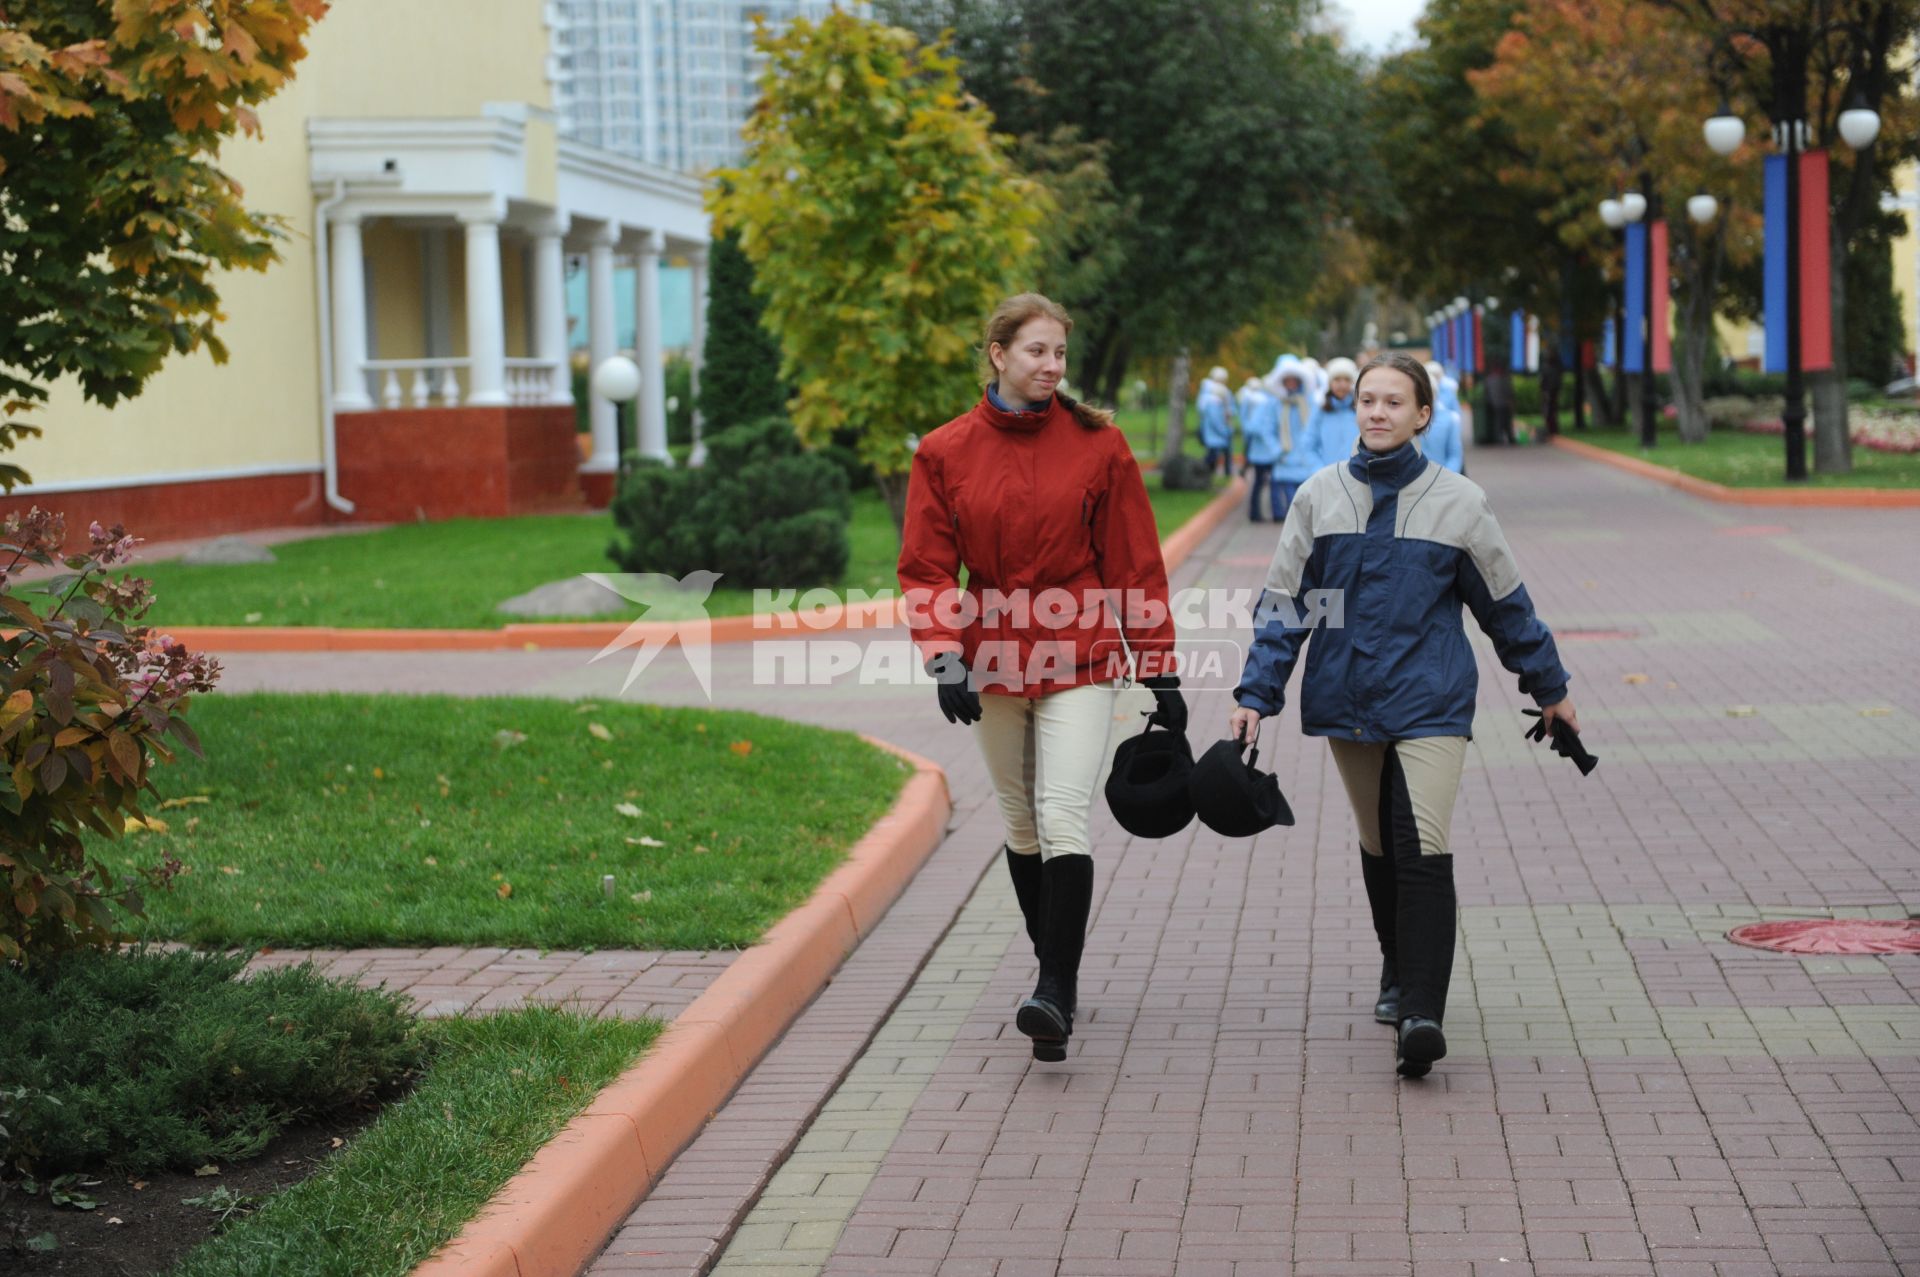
[[1651, 220, 1672, 374], [1800, 150, 1833, 372], [1763, 153, 1788, 372], [1527, 314, 1541, 374], [1472, 309, 1483, 374], [1623, 223, 1647, 373], [1511, 310, 1525, 372], [1601, 314, 1615, 368]]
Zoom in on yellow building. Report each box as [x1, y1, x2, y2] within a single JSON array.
[[3, 1, 709, 539]]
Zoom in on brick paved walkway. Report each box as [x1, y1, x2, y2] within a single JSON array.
[[214, 444, 1920, 1276]]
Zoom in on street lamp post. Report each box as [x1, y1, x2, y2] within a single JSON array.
[[1619, 187, 1659, 448], [1705, 29, 1881, 481], [1598, 198, 1626, 431]]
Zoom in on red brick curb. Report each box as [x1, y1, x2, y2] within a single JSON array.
[[1549, 434, 1920, 507], [409, 738, 951, 1277], [165, 478, 1247, 653]]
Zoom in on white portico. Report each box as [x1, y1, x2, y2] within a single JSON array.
[[308, 106, 708, 517]]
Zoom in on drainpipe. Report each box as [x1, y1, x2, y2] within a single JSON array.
[[313, 178, 356, 514], [312, 167, 405, 514]]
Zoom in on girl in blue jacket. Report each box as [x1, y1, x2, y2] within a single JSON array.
[[1229, 352, 1579, 1080], [1422, 360, 1465, 474], [1239, 380, 1282, 520], [1300, 355, 1360, 468], [1196, 366, 1239, 478], [1268, 355, 1319, 519]]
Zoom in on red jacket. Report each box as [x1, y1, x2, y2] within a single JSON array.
[[897, 392, 1177, 698]]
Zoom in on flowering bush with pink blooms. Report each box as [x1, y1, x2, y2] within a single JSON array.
[[1, 510, 220, 961], [1733, 404, 1920, 453]]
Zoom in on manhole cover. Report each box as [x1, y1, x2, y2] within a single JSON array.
[[1727, 919, 1920, 955]]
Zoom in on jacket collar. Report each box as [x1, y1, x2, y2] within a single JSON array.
[[980, 384, 1060, 434], [1348, 440, 1427, 494]]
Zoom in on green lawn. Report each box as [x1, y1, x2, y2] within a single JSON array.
[[1560, 423, 1920, 488], [137, 477, 1226, 630], [121, 694, 909, 950], [168, 1007, 660, 1277]]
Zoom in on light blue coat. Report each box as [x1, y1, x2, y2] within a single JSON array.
[[1196, 380, 1237, 449], [1272, 392, 1318, 483], [1425, 404, 1464, 473], [1302, 395, 1358, 470], [1241, 386, 1282, 465]]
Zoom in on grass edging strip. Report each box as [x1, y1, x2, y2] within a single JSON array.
[[1549, 435, 1920, 507], [407, 737, 952, 1277], [160, 475, 1248, 654]]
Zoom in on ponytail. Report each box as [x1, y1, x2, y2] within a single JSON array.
[[1057, 392, 1114, 431]]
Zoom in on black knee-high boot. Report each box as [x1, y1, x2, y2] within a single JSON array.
[[1358, 847, 1400, 1024], [1016, 853, 1092, 1062], [1380, 744, 1455, 1077], [1004, 845, 1044, 962]]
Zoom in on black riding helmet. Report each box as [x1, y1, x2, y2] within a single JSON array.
[[1104, 720, 1196, 839], [1188, 738, 1294, 837]]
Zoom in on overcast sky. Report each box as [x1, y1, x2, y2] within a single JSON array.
[[1328, 0, 1428, 57]]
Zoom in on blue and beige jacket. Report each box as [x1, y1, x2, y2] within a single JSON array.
[[1235, 441, 1569, 741]]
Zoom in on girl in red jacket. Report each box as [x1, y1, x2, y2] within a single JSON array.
[[898, 293, 1186, 1062]]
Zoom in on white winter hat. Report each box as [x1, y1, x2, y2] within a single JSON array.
[[1324, 356, 1360, 381], [1423, 361, 1445, 384], [1208, 366, 1230, 383]]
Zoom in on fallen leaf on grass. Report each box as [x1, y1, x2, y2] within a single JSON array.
[[729, 740, 753, 756], [123, 815, 169, 834], [194, 1165, 219, 1177], [587, 722, 614, 742], [630, 890, 652, 903], [106, 1217, 124, 1226], [496, 882, 513, 900], [625, 836, 665, 848], [614, 802, 642, 818], [219, 865, 241, 876], [493, 729, 527, 750], [329, 1137, 343, 1149], [158, 795, 211, 810]]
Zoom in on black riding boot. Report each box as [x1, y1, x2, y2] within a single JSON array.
[[1359, 847, 1400, 1024], [1004, 844, 1044, 962], [1016, 853, 1093, 1063], [1393, 852, 1456, 1078]]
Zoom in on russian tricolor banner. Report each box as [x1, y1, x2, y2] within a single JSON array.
[[1763, 151, 1834, 373]]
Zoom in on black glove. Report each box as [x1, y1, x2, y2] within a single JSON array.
[[1523, 708, 1598, 776], [926, 652, 981, 726], [1140, 674, 1188, 735]]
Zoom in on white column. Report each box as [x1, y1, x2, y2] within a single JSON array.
[[330, 212, 373, 410], [687, 246, 708, 465], [461, 212, 508, 406], [634, 227, 670, 464], [532, 212, 572, 405], [585, 221, 621, 470]]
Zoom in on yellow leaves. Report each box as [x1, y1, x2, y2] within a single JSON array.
[[123, 814, 169, 835], [496, 881, 513, 900], [729, 740, 754, 757], [158, 795, 210, 810]]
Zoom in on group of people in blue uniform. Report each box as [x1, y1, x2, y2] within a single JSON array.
[[1195, 352, 1465, 522]]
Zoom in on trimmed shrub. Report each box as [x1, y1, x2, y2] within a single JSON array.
[[0, 948, 425, 1175], [609, 418, 850, 589]]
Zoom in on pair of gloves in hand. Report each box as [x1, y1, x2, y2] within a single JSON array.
[[926, 653, 1187, 734], [1522, 707, 1599, 775]]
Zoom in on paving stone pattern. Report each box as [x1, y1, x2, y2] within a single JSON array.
[[216, 446, 1920, 1276]]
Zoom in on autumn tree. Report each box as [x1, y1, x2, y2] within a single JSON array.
[[880, 0, 1371, 402], [0, 0, 329, 491], [1472, 0, 1762, 443], [709, 12, 1044, 532]]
